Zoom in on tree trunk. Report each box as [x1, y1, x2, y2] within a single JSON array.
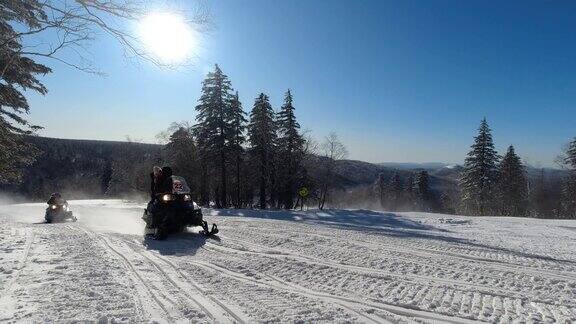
[[236, 155, 241, 208], [200, 159, 209, 206]]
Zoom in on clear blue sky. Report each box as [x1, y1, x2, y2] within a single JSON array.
[[27, 0, 576, 167]]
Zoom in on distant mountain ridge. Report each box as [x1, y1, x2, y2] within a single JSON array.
[[378, 162, 455, 170]]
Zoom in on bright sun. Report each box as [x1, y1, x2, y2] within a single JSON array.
[[138, 12, 195, 63]]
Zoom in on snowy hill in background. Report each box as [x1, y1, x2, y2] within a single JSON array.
[[1, 200, 575, 322]]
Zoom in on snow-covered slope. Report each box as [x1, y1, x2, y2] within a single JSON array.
[[1, 200, 575, 323]]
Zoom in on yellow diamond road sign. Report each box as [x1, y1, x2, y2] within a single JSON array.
[[298, 187, 309, 198]]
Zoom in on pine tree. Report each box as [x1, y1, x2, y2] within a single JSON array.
[[373, 173, 386, 209], [164, 127, 199, 198], [562, 174, 576, 218], [414, 170, 432, 211], [388, 172, 403, 211], [247, 93, 276, 209], [276, 90, 305, 209], [496, 146, 528, 216], [562, 137, 576, 218], [530, 169, 552, 218], [194, 64, 235, 208], [229, 92, 247, 208], [459, 119, 500, 215], [0, 2, 50, 183]]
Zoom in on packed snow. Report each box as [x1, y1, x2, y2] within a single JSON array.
[[0, 200, 575, 323]]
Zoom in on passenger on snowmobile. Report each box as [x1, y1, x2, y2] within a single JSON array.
[[142, 168, 218, 240], [45, 193, 76, 223]]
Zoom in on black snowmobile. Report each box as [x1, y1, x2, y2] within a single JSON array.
[[45, 200, 76, 223], [142, 175, 218, 240]]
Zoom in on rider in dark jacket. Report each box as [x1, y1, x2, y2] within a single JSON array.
[[149, 166, 162, 199], [145, 166, 173, 231], [47, 193, 68, 207], [157, 166, 173, 194]]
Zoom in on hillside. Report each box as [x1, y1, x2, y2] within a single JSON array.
[[1, 137, 567, 207], [0, 136, 162, 201]]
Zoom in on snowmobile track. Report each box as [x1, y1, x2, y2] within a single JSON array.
[[186, 257, 477, 324], [69, 224, 148, 320], [203, 239, 532, 300], [122, 238, 247, 324], [217, 224, 576, 322], [226, 227, 576, 280], [97, 234, 175, 321]]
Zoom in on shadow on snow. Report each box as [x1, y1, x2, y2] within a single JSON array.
[[140, 230, 220, 256]]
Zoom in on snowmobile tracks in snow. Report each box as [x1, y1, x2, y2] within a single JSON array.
[[124, 237, 248, 324], [210, 226, 576, 323], [184, 257, 475, 324], [92, 231, 245, 323], [2, 203, 576, 323]]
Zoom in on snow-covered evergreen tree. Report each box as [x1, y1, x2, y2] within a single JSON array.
[[247, 93, 276, 209], [276, 90, 305, 209], [459, 119, 500, 215], [194, 64, 235, 208], [496, 146, 528, 216]]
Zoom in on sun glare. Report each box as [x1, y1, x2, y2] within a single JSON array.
[[138, 12, 195, 63]]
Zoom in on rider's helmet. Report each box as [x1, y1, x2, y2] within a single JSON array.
[[51, 192, 62, 199]]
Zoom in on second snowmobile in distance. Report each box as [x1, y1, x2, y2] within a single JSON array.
[[143, 175, 218, 240], [45, 193, 76, 223]]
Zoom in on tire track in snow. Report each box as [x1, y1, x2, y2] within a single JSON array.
[[69, 225, 147, 320], [97, 234, 176, 322], [214, 231, 575, 322], [204, 238, 531, 300], [122, 238, 246, 324], [189, 259, 389, 324], [185, 256, 479, 324], [223, 228, 576, 282], [75, 225, 207, 322]]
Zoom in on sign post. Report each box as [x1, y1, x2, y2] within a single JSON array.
[[298, 187, 309, 211]]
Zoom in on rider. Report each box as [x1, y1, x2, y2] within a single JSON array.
[[47, 192, 68, 208], [158, 166, 173, 194], [149, 166, 163, 199], [145, 166, 174, 231]]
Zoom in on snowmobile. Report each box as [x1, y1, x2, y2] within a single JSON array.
[[142, 175, 218, 240], [45, 202, 76, 223]]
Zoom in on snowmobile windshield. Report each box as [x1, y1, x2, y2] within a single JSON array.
[[169, 176, 191, 194]]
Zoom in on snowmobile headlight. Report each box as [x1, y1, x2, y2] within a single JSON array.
[[161, 194, 175, 202], [50, 205, 57, 210], [183, 194, 192, 202]]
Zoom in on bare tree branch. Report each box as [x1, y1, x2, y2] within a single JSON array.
[[6, 0, 210, 73]]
